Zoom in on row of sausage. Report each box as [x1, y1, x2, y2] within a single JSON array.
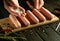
[[9, 7, 54, 28]]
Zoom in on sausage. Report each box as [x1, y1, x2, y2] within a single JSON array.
[[26, 10, 39, 24], [9, 14, 21, 28], [32, 9, 46, 22], [16, 15, 30, 27], [38, 7, 53, 20]]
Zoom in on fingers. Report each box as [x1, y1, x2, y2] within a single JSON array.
[[18, 6, 26, 16], [11, 0, 19, 7], [34, 0, 39, 9], [8, 7, 20, 16], [7, 6, 25, 16], [26, 0, 44, 9], [4, 0, 18, 15], [19, 6, 25, 13], [5, 0, 19, 7], [34, 0, 44, 9], [26, 1, 33, 9], [39, 0, 44, 9], [4, 0, 26, 16]]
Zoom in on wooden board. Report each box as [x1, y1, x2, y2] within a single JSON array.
[[0, 14, 59, 32]]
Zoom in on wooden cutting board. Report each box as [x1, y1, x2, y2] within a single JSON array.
[[0, 13, 59, 32]]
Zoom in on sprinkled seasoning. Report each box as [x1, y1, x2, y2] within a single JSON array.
[[15, 8, 23, 14]]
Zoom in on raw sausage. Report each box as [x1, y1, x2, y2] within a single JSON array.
[[9, 14, 21, 28], [38, 7, 53, 20], [16, 15, 30, 27], [26, 10, 39, 24], [32, 9, 46, 22]]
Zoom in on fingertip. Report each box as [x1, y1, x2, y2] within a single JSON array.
[[39, 0, 44, 9]]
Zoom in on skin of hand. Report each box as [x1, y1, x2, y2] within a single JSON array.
[[4, 0, 25, 16], [26, 0, 44, 9]]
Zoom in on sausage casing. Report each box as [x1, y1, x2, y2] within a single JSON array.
[[33, 9, 46, 22], [38, 7, 53, 20], [26, 10, 39, 24]]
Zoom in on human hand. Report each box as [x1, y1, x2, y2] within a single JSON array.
[[4, 0, 25, 16], [26, 0, 44, 9]]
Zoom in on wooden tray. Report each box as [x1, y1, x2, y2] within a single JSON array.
[[0, 14, 59, 32]]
